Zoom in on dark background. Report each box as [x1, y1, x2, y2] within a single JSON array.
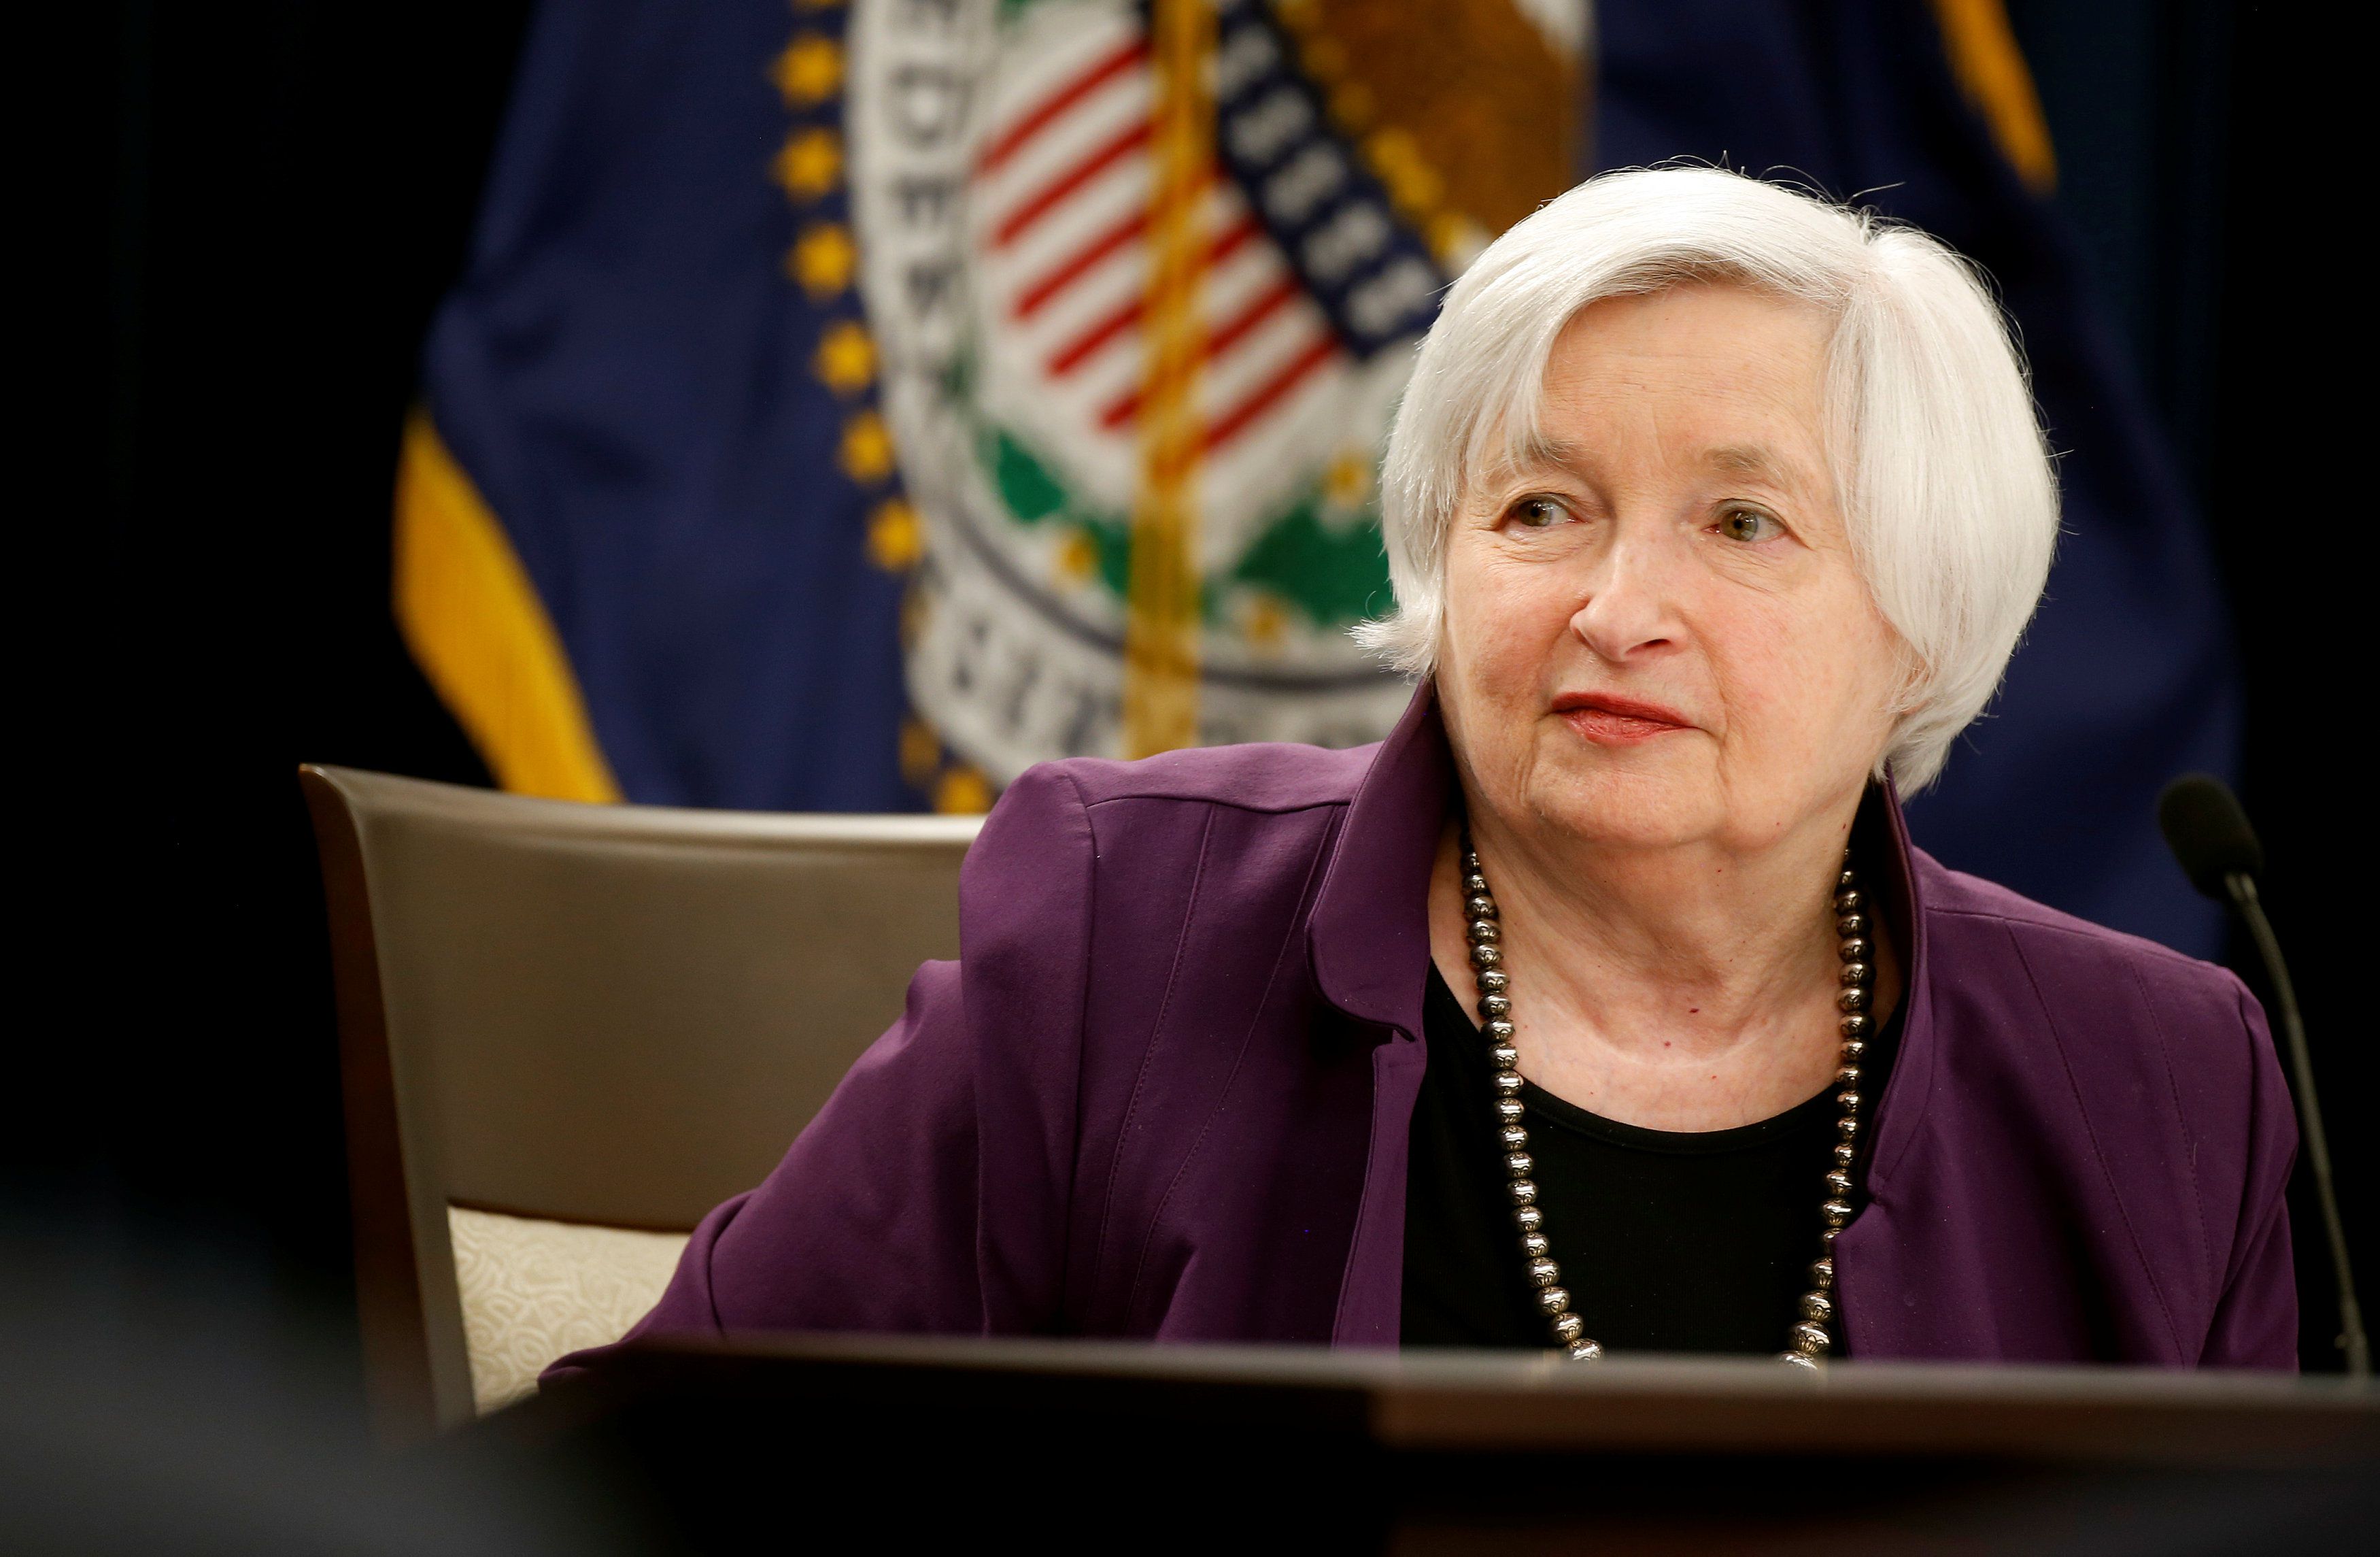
[[18, 0, 2364, 1430]]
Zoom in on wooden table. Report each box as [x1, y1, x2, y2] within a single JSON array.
[[497, 1337, 2380, 1553]]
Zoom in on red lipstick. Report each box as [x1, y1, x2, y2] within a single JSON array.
[[1551, 691, 1695, 746]]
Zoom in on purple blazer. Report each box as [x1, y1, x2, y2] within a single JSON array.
[[564, 688, 2299, 1371]]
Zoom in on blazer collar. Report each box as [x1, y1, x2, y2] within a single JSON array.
[[1306, 680, 1448, 1038], [1865, 773, 1935, 1188]]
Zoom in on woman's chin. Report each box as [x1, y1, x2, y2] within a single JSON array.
[[1523, 762, 1728, 852]]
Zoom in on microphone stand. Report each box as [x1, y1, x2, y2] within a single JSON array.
[[2226, 870, 2370, 1377]]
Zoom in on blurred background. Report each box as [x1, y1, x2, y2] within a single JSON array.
[[16, 0, 2367, 1465]]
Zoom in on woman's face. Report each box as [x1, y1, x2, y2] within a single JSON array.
[[1437, 282, 1907, 857]]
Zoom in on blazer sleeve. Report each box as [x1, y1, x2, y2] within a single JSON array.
[[2198, 982, 2300, 1369], [544, 764, 1095, 1383]]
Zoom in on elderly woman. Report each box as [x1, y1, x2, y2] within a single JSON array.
[[574, 169, 2296, 1369]]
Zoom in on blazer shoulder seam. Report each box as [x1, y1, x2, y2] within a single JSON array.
[[1079, 791, 1357, 818], [1928, 906, 2211, 971]]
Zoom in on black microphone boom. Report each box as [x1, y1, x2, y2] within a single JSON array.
[[2158, 773, 2368, 1376]]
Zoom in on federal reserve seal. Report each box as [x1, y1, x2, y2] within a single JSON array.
[[849, 0, 1579, 780]]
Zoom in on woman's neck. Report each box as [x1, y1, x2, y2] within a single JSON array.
[[1427, 794, 1901, 1132]]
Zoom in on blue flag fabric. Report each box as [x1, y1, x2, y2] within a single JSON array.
[[411, 0, 2232, 954], [1595, 0, 2234, 954], [419, 0, 915, 812]]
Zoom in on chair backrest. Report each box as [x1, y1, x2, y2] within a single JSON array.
[[300, 765, 978, 1441]]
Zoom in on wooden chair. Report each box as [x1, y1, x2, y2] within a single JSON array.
[[299, 765, 978, 1443]]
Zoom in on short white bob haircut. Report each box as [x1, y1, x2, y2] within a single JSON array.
[[1361, 166, 2058, 792]]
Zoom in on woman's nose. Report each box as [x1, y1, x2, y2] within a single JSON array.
[[1567, 537, 1682, 663]]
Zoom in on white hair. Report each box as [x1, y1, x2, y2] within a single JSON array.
[[1359, 166, 2058, 792]]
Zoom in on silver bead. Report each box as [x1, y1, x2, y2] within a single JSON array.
[[1469, 918, 1501, 944], [1463, 872, 1488, 895], [1464, 894, 1497, 920], [1551, 1311, 1584, 1343], [1819, 1226, 1841, 1249], [1477, 970, 1509, 993], [1490, 1044, 1520, 1069], [1838, 962, 1869, 986], [1809, 1256, 1834, 1290], [1527, 1257, 1561, 1288], [1839, 937, 1869, 961], [1504, 1152, 1533, 1177], [1823, 1169, 1854, 1198], [1479, 994, 1511, 1020], [1567, 1339, 1603, 1362], [1470, 943, 1503, 969], [1521, 1230, 1549, 1258], [1836, 1089, 1861, 1114], [1839, 1014, 1869, 1038], [1778, 1350, 1821, 1370], [1839, 1038, 1867, 1061], [1833, 1141, 1856, 1169], [1493, 1071, 1525, 1096], [1789, 1320, 1831, 1355], [1836, 1116, 1860, 1140], [1508, 1178, 1539, 1205], [1835, 890, 1863, 911], [1500, 1124, 1528, 1150], [1820, 1198, 1854, 1228], [1536, 1286, 1571, 1315], [1836, 987, 1868, 1012], [1835, 1065, 1862, 1088], [1839, 868, 1857, 888], [1837, 914, 1866, 937], [1799, 1290, 1835, 1323], [1484, 1020, 1516, 1044], [1495, 1096, 1525, 1122], [1513, 1205, 1543, 1233]]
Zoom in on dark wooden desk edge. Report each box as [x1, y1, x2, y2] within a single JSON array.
[[568, 1335, 2379, 1470]]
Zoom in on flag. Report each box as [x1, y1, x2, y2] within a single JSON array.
[[399, 0, 1584, 814], [404, 0, 2232, 952]]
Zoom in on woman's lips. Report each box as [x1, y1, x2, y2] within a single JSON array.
[[1552, 692, 1695, 745]]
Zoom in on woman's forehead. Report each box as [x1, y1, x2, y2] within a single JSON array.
[[1503, 291, 1835, 485], [1546, 288, 1829, 399]]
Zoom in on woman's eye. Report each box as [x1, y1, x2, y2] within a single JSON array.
[[1509, 496, 1569, 529], [1717, 507, 1783, 543]]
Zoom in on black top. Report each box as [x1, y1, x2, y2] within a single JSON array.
[[1401, 962, 1904, 1354]]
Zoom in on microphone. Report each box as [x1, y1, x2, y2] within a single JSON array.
[[2158, 774, 2368, 1376]]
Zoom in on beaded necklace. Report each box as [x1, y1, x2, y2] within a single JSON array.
[[1456, 830, 1875, 1365]]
